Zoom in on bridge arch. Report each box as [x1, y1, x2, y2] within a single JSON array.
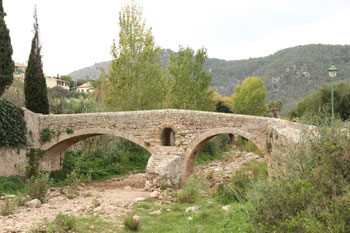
[[40, 128, 152, 171], [180, 127, 266, 184]]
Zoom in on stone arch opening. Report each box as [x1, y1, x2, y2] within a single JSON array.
[[180, 127, 265, 184], [161, 128, 176, 146], [40, 128, 153, 172]]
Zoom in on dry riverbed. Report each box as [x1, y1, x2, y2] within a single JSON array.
[[0, 149, 263, 233]]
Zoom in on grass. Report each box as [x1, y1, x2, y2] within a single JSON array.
[[118, 196, 253, 233], [29, 214, 119, 233]]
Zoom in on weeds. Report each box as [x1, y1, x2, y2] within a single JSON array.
[[0, 199, 15, 216], [26, 172, 52, 202], [176, 175, 206, 204], [248, 123, 350, 232], [124, 214, 141, 232], [29, 213, 78, 233]]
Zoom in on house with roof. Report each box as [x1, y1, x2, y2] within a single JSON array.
[[77, 82, 94, 93]]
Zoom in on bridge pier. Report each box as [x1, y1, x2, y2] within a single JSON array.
[[145, 146, 185, 189]]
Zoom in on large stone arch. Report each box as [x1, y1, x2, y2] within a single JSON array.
[[180, 127, 267, 184], [39, 128, 152, 171]]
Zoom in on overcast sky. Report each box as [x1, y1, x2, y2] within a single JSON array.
[[3, 0, 350, 76]]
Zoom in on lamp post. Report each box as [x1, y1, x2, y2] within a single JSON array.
[[328, 64, 338, 125]]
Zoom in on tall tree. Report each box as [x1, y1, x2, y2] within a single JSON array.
[[24, 7, 49, 114], [104, 1, 166, 111], [232, 77, 266, 116], [0, 0, 14, 96], [166, 47, 215, 111]]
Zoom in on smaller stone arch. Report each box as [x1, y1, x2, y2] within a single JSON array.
[[161, 128, 176, 146], [180, 127, 266, 184], [39, 128, 153, 171]]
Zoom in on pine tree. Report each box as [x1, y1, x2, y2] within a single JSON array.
[[0, 0, 14, 96], [24, 7, 49, 114]]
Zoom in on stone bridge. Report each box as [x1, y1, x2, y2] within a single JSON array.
[[1, 109, 307, 187]]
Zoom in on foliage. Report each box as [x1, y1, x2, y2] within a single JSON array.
[[0, 98, 27, 146], [66, 128, 73, 134], [47, 86, 69, 114], [40, 128, 52, 142], [248, 124, 350, 232], [0, 176, 25, 195], [166, 47, 215, 111], [24, 8, 49, 114], [60, 75, 75, 89], [176, 175, 206, 203], [216, 161, 267, 204], [0, 0, 14, 96], [0, 199, 15, 216], [232, 77, 266, 116], [124, 215, 141, 232], [25, 172, 52, 202], [290, 80, 350, 122], [196, 134, 230, 165], [64, 168, 81, 199], [68, 44, 350, 115], [2, 78, 25, 107], [29, 214, 78, 233], [50, 139, 150, 183], [267, 99, 283, 117], [65, 96, 103, 114], [237, 136, 262, 155], [105, 1, 166, 111]]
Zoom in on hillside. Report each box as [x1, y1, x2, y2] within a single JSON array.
[[68, 44, 350, 113]]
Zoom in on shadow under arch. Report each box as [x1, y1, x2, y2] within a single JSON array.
[[180, 127, 265, 184], [40, 128, 152, 171]]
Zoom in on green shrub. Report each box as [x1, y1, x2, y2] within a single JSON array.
[[50, 139, 150, 183], [65, 168, 81, 199], [65, 128, 73, 134], [0, 98, 27, 147], [0, 176, 25, 195], [249, 125, 350, 232], [40, 128, 52, 142], [30, 214, 78, 233], [124, 214, 141, 232], [0, 199, 15, 216], [25, 149, 46, 179], [217, 161, 267, 204], [177, 175, 206, 203], [26, 172, 52, 202]]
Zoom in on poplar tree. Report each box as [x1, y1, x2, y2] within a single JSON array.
[[24, 7, 49, 114], [104, 1, 166, 111], [0, 0, 14, 96], [167, 47, 215, 111]]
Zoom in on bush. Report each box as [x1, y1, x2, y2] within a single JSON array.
[[0, 199, 15, 216], [248, 124, 350, 232], [177, 175, 206, 204], [0, 98, 27, 147], [30, 214, 78, 233], [50, 139, 150, 183], [217, 161, 267, 204], [0, 176, 25, 195], [26, 172, 52, 202]]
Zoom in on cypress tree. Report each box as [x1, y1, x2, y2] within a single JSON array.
[[24, 7, 49, 114], [0, 0, 14, 96]]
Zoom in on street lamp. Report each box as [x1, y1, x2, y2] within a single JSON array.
[[328, 64, 338, 125]]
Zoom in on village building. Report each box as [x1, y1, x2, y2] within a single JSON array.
[[77, 81, 94, 93]]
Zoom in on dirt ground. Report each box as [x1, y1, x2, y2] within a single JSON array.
[[0, 150, 263, 233]]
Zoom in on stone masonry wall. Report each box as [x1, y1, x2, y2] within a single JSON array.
[[0, 109, 306, 185]]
